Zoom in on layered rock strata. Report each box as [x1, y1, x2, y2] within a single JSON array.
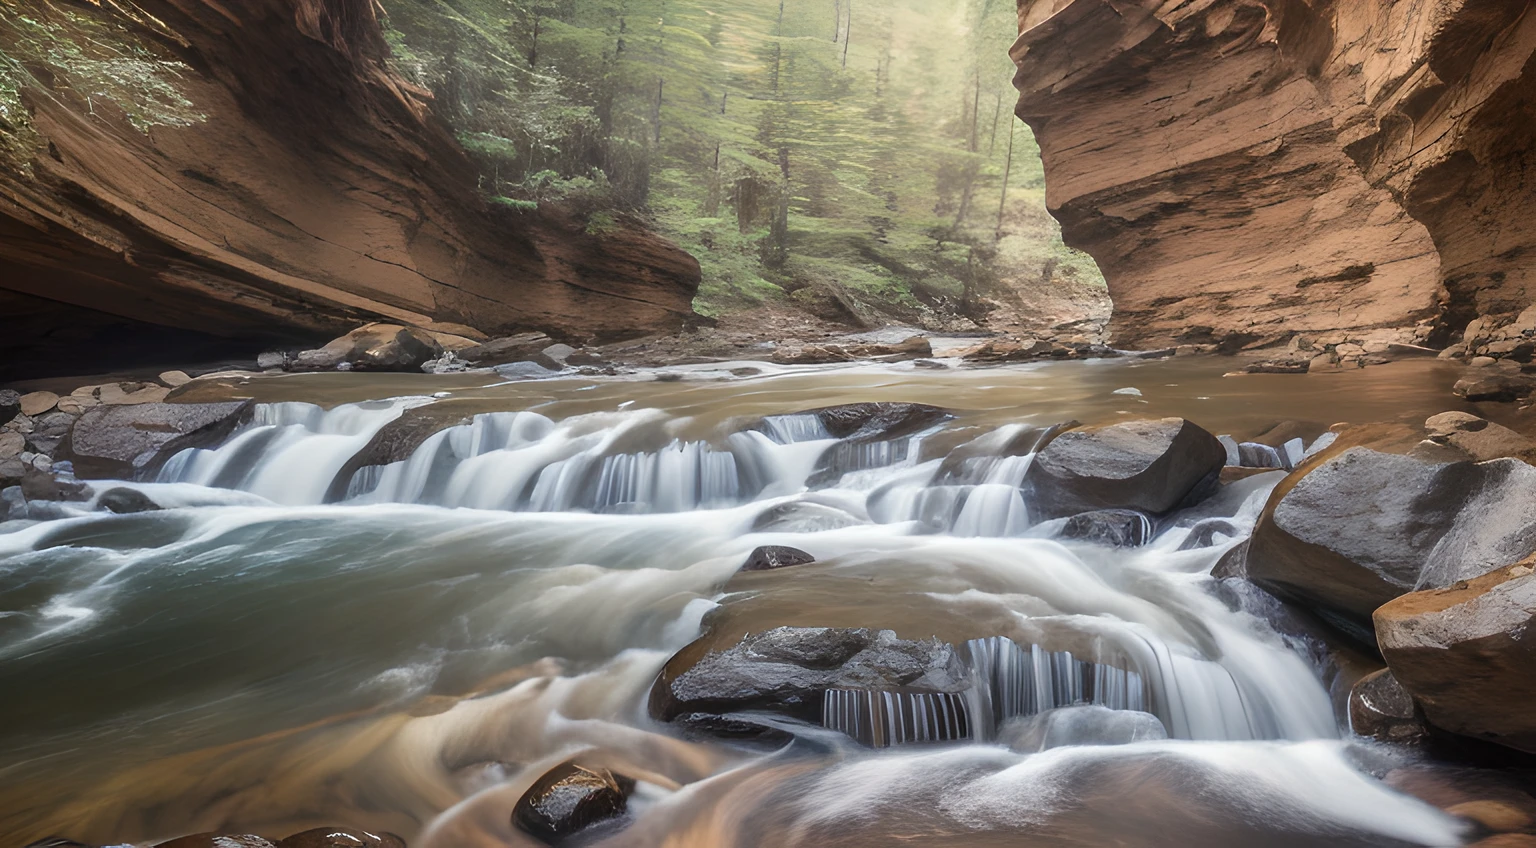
[[1012, 0, 1536, 350], [0, 0, 699, 363]]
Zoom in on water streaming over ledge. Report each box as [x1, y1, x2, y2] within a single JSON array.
[[0, 360, 1480, 847]]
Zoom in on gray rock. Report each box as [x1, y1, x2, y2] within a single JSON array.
[[25, 411, 75, 456], [98, 487, 161, 514], [809, 402, 952, 442], [1246, 447, 1536, 634], [0, 389, 19, 427], [256, 351, 288, 371], [1026, 418, 1226, 520], [1060, 509, 1154, 547], [62, 401, 253, 479], [460, 332, 556, 366], [1237, 442, 1286, 469], [1348, 669, 1425, 744], [0, 430, 23, 459], [542, 343, 577, 364], [1217, 435, 1241, 466], [651, 626, 971, 730]]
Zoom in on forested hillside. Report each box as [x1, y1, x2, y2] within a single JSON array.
[[380, 0, 1104, 329]]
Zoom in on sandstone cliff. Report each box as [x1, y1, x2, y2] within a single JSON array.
[[0, 0, 700, 370], [1012, 0, 1536, 351]]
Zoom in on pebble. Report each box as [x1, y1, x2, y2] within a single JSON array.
[[1471, 356, 1499, 368], [19, 391, 59, 416]]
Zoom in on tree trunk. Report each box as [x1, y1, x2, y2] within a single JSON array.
[[997, 120, 1016, 234], [842, 1, 852, 68]]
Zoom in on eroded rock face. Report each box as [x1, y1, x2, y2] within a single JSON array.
[[0, 0, 699, 364], [1376, 560, 1536, 754], [1012, 0, 1536, 349], [1246, 448, 1536, 635], [1025, 418, 1225, 520]]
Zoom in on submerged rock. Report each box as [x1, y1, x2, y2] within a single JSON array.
[[513, 760, 633, 845], [650, 626, 970, 733], [61, 401, 253, 479], [1375, 560, 1536, 754], [97, 487, 161, 514], [1025, 418, 1226, 520], [1245, 447, 1536, 636], [274, 828, 405, 848], [809, 402, 951, 442], [999, 705, 1167, 753], [1060, 509, 1154, 547], [152, 836, 276, 848], [739, 545, 816, 572]]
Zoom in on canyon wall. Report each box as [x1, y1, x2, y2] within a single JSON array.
[[1012, 0, 1536, 351], [0, 0, 700, 366]]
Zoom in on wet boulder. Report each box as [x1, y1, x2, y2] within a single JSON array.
[[61, 401, 253, 479], [1424, 412, 1536, 463], [739, 545, 816, 572], [292, 324, 444, 372], [98, 487, 161, 514], [1375, 560, 1536, 754], [649, 626, 970, 734], [513, 760, 633, 845], [1348, 669, 1426, 744], [1060, 509, 1154, 547], [1245, 447, 1536, 636], [274, 828, 405, 848], [1025, 418, 1226, 520], [810, 402, 951, 442]]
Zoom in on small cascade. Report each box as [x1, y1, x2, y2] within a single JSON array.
[[821, 689, 972, 748], [757, 413, 832, 444], [965, 636, 1147, 741], [822, 637, 1148, 748]]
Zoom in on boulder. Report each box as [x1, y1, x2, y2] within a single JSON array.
[[159, 370, 193, 388], [460, 332, 557, 367], [0, 389, 19, 427], [773, 337, 933, 365], [1060, 509, 1154, 547], [513, 760, 632, 845], [322, 405, 471, 501], [1025, 418, 1226, 520], [650, 626, 970, 731], [25, 411, 76, 456], [1424, 412, 1536, 464], [61, 401, 253, 479], [0, 430, 23, 459], [293, 324, 444, 372], [1375, 560, 1536, 754], [1455, 374, 1536, 403], [274, 828, 405, 848], [740, 545, 816, 572], [1245, 448, 1536, 635], [1347, 668, 1426, 744]]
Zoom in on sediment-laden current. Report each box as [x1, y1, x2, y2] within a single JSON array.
[[0, 357, 1484, 846]]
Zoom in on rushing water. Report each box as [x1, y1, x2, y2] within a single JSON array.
[[0, 357, 1482, 846]]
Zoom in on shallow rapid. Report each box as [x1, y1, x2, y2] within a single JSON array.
[[0, 357, 1480, 846]]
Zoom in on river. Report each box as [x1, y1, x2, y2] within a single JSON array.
[[0, 356, 1483, 846]]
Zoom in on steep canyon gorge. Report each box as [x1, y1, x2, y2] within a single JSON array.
[[1013, 0, 1536, 350], [0, 0, 701, 372]]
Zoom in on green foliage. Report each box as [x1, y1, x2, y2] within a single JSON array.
[[0, 6, 203, 173], [380, 0, 1104, 321]]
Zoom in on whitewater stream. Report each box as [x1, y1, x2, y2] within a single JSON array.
[[0, 357, 1486, 846]]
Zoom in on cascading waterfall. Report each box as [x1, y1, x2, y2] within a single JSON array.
[[3, 371, 1471, 848]]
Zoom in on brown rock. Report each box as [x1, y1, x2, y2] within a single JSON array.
[[1455, 375, 1536, 403], [292, 324, 443, 373], [1375, 561, 1536, 754], [0, 430, 23, 460], [1447, 801, 1535, 834], [19, 391, 58, 416], [159, 370, 193, 388], [1011, 0, 1536, 350], [1425, 413, 1536, 463], [460, 333, 558, 367], [274, 827, 405, 848], [0, 3, 698, 365], [1472, 836, 1536, 848]]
